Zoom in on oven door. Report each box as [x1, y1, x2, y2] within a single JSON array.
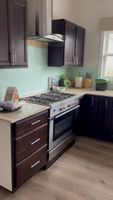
[[49, 105, 80, 151]]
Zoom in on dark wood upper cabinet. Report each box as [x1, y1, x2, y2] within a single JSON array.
[[0, 0, 27, 68], [64, 21, 75, 65], [48, 19, 85, 67], [74, 26, 85, 66], [9, 0, 27, 67], [0, 0, 10, 66]]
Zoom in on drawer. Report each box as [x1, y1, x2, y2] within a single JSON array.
[[14, 111, 48, 137], [15, 125, 48, 163], [15, 146, 47, 188]]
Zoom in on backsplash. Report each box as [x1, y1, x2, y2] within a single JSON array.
[[66, 66, 98, 88], [0, 41, 113, 101], [67, 67, 113, 90], [0, 42, 66, 101]]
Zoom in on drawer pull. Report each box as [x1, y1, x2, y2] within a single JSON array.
[[31, 120, 41, 126], [31, 160, 40, 169], [31, 138, 41, 146]]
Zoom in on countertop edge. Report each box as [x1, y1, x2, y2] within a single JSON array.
[[0, 104, 50, 124]]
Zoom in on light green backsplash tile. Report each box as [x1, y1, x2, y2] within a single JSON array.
[[65, 66, 113, 90], [0, 47, 66, 101], [107, 81, 113, 90], [65, 66, 98, 88], [0, 46, 112, 101]]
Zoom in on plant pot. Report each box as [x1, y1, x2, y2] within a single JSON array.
[[59, 79, 64, 86], [95, 79, 108, 91], [96, 82, 108, 91], [75, 77, 83, 88]]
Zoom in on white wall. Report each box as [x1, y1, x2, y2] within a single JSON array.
[[71, 0, 113, 68], [53, 0, 75, 23]]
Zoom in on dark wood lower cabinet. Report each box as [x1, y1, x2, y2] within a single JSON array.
[[78, 95, 113, 142], [14, 111, 48, 137], [15, 146, 47, 188], [15, 125, 48, 163], [12, 110, 49, 190], [104, 99, 113, 141]]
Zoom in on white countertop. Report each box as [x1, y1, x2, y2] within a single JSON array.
[[1, 88, 113, 123], [64, 88, 113, 97], [0, 102, 50, 123]]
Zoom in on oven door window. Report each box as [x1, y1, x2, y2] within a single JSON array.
[[53, 110, 75, 141]]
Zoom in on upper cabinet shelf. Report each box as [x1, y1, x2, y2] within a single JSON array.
[[48, 19, 85, 67], [0, 0, 27, 68]]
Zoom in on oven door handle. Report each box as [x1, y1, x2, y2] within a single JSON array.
[[54, 105, 80, 119]]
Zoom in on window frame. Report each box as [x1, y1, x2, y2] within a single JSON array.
[[99, 31, 113, 79]]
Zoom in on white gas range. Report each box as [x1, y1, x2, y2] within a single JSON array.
[[25, 91, 80, 166]]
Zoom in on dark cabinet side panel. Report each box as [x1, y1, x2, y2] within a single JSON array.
[[52, 19, 65, 35], [48, 43, 64, 66]]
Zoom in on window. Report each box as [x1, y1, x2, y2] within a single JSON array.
[[100, 31, 113, 78]]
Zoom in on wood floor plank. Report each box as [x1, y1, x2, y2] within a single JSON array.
[[0, 137, 113, 200]]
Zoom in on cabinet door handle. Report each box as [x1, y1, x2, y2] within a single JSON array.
[[91, 97, 94, 106], [72, 57, 74, 64], [73, 56, 76, 65], [14, 51, 17, 66], [31, 160, 40, 169], [31, 120, 41, 126], [74, 56, 79, 65], [30, 138, 40, 146], [10, 52, 15, 66], [106, 99, 108, 109], [76, 57, 79, 65]]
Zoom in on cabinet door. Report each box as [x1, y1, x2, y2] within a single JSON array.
[[94, 96, 107, 139], [79, 95, 98, 137], [9, 0, 27, 67], [64, 21, 75, 65], [105, 98, 113, 141], [78, 95, 107, 140], [74, 26, 85, 66], [0, 0, 11, 66]]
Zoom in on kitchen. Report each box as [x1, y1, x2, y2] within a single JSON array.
[[0, 0, 113, 199]]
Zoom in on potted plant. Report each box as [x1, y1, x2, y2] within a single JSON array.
[[59, 75, 71, 88], [59, 75, 66, 86], [95, 79, 108, 91], [64, 78, 71, 88]]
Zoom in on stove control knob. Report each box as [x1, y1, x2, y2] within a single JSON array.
[[68, 105, 71, 107], [60, 107, 65, 111]]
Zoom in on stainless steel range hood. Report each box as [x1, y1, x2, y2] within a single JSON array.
[[27, 0, 64, 42]]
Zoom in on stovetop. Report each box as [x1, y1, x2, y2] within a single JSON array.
[[25, 91, 75, 105]]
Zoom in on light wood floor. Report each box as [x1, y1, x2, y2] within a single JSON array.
[[1, 137, 113, 200]]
